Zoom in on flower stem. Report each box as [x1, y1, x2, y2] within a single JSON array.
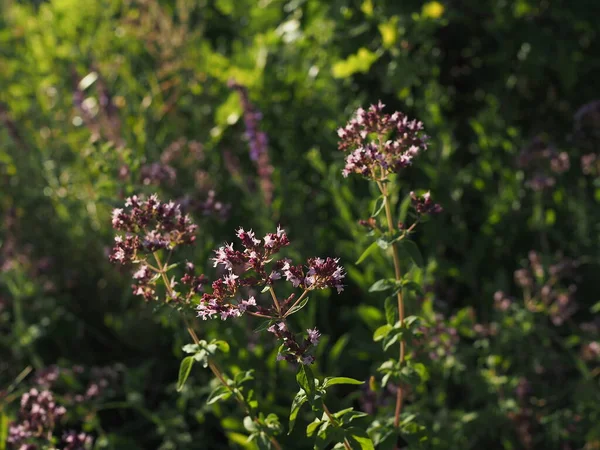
[[269, 286, 282, 316], [377, 180, 406, 428], [283, 289, 309, 318], [323, 402, 353, 450]]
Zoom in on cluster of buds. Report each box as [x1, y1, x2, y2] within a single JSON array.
[[110, 194, 197, 263], [267, 323, 321, 364], [138, 138, 230, 220], [140, 162, 177, 186], [514, 251, 579, 326], [410, 191, 443, 215], [337, 101, 428, 179], [62, 431, 94, 450], [413, 314, 459, 361], [518, 136, 570, 191], [7, 388, 76, 449], [197, 226, 345, 364], [581, 153, 600, 176], [493, 290, 513, 312], [109, 194, 206, 304], [32, 363, 120, 406], [581, 341, 600, 362]]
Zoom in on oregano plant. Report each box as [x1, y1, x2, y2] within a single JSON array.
[[108, 195, 374, 448], [337, 101, 442, 448]]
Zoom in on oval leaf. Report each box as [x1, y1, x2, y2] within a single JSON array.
[[373, 324, 392, 342], [356, 241, 378, 265], [207, 385, 232, 405], [323, 377, 364, 389], [176, 356, 194, 392]]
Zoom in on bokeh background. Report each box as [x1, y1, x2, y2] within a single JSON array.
[[1, 0, 599, 448]]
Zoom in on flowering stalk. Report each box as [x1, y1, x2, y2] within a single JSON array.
[[338, 101, 442, 443]]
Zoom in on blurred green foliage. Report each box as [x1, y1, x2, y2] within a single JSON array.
[[1, 0, 599, 448]]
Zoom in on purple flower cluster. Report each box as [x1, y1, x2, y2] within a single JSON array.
[[581, 153, 600, 176], [514, 251, 579, 326], [413, 314, 459, 361], [410, 191, 443, 215], [62, 431, 93, 450], [8, 388, 68, 448], [33, 364, 120, 405], [228, 80, 274, 205], [140, 162, 177, 186], [197, 226, 344, 364], [337, 101, 428, 179], [198, 227, 345, 321], [109, 194, 207, 304], [110, 194, 197, 264], [518, 136, 570, 191], [6, 364, 120, 449], [265, 323, 322, 364]]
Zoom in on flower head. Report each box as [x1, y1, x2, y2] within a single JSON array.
[[109, 194, 197, 264], [338, 101, 428, 179], [410, 191, 443, 215]]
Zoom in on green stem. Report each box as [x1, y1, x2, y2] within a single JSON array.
[[377, 180, 405, 428]]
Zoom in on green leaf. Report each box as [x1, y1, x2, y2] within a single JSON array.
[[243, 416, 258, 433], [373, 324, 393, 342], [403, 316, 421, 329], [591, 302, 600, 314], [286, 296, 309, 316], [402, 280, 423, 296], [234, 370, 255, 385], [289, 390, 308, 433], [254, 319, 275, 333], [356, 241, 378, 265], [296, 365, 316, 396], [383, 331, 401, 351], [346, 427, 376, 450], [371, 195, 385, 218], [176, 356, 194, 392], [323, 377, 364, 389], [213, 340, 230, 353], [369, 279, 394, 292], [207, 385, 232, 405], [334, 408, 369, 425], [400, 240, 424, 268], [307, 419, 324, 437], [384, 297, 397, 325]]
